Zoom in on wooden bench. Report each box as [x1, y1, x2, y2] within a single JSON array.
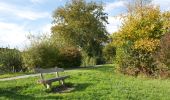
[[34, 67, 70, 89]]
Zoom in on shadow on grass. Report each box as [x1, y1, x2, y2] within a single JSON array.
[[49, 82, 92, 93], [0, 85, 62, 100], [0, 86, 35, 100], [36, 96, 63, 100], [73, 82, 92, 92], [0, 82, 92, 99], [0, 91, 62, 100]]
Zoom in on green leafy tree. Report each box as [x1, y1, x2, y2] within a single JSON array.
[[22, 37, 60, 69], [22, 35, 82, 70], [103, 44, 116, 63], [58, 47, 82, 68], [51, 0, 108, 58], [0, 48, 22, 73]]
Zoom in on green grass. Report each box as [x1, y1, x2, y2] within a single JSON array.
[[0, 72, 33, 79], [0, 64, 170, 100]]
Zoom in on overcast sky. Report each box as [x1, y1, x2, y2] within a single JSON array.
[[0, 0, 169, 50]]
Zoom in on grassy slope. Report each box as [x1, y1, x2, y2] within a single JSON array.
[[0, 65, 170, 100]]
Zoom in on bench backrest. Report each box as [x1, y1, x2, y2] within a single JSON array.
[[34, 67, 64, 73], [35, 67, 65, 80]]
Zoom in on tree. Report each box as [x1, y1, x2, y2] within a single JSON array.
[[58, 47, 82, 68], [156, 33, 170, 68], [112, 0, 170, 76], [22, 35, 82, 70], [22, 37, 60, 69], [103, 44, 116, 63], [0, 48, 22, 73], [51, 0, 108, 57]]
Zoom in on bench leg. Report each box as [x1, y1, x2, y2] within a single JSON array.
[[59, 81, 61, 85], [42, 83, 46, 88], [59, 80, 64, 86], [61, 80, 64, 85], [46, 83, 51, 89]]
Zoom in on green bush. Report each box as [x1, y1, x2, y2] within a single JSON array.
[[103, 44, 116, 63], [96, 56, 105, 65], [58, 47, 82, 68], [81, 56, 96, 67], [0, 48, 22, 73], [22, 40, 60, 70], [22, 38, 82, 70], [81, 51, 105, 67]]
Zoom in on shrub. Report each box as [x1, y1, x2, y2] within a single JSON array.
[[0, 48, 22, 73], [81, 56, 96, 67], [58, 47, 82, 68], [103, 44, 116, 63], [157, 33, 170, 67], [95, 56, 105, 65], [81, 51, 100, 67], [112, 4, 170, 77], [22, 36, 82, 70], [22, 40, 60, 70]]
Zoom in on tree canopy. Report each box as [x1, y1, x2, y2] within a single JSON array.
[[51, 0, 108, 57], [111, 0, 170, 76]]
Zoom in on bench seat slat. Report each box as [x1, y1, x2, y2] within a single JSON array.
[[38, 75, 70, 84], [35, 67, 70, 89]]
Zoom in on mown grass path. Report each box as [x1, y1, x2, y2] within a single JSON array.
[[0, 64, 170, 100]]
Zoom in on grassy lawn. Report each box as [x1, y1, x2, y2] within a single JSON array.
[[0, 72, 33, 79], [0, 64, 170, 100]]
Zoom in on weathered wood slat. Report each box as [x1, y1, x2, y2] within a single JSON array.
[[35, 67, 64, 73], [36, 67, 70, 89], [38, 75, 70, 84]]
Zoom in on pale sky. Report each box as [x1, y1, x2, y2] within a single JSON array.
[[0, 0, 169, 50]]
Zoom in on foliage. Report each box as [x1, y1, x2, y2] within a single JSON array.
[[1, 65, 170, 100], [158, 33, 170, 67], [112, 0, 170, 76], [81, 52, 96, 67], [134, 38, 160, 52], [22, 35, 82, 69], [81, 51, 105, 67], [0, 48, 22, 73], [58, 47, 82, 68], [22, 37, 60, 69], [103, 44, 116, 63], [51, 0, 108, 58]]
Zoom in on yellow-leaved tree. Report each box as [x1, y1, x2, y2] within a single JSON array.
[[112, 0, 170, 76]]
